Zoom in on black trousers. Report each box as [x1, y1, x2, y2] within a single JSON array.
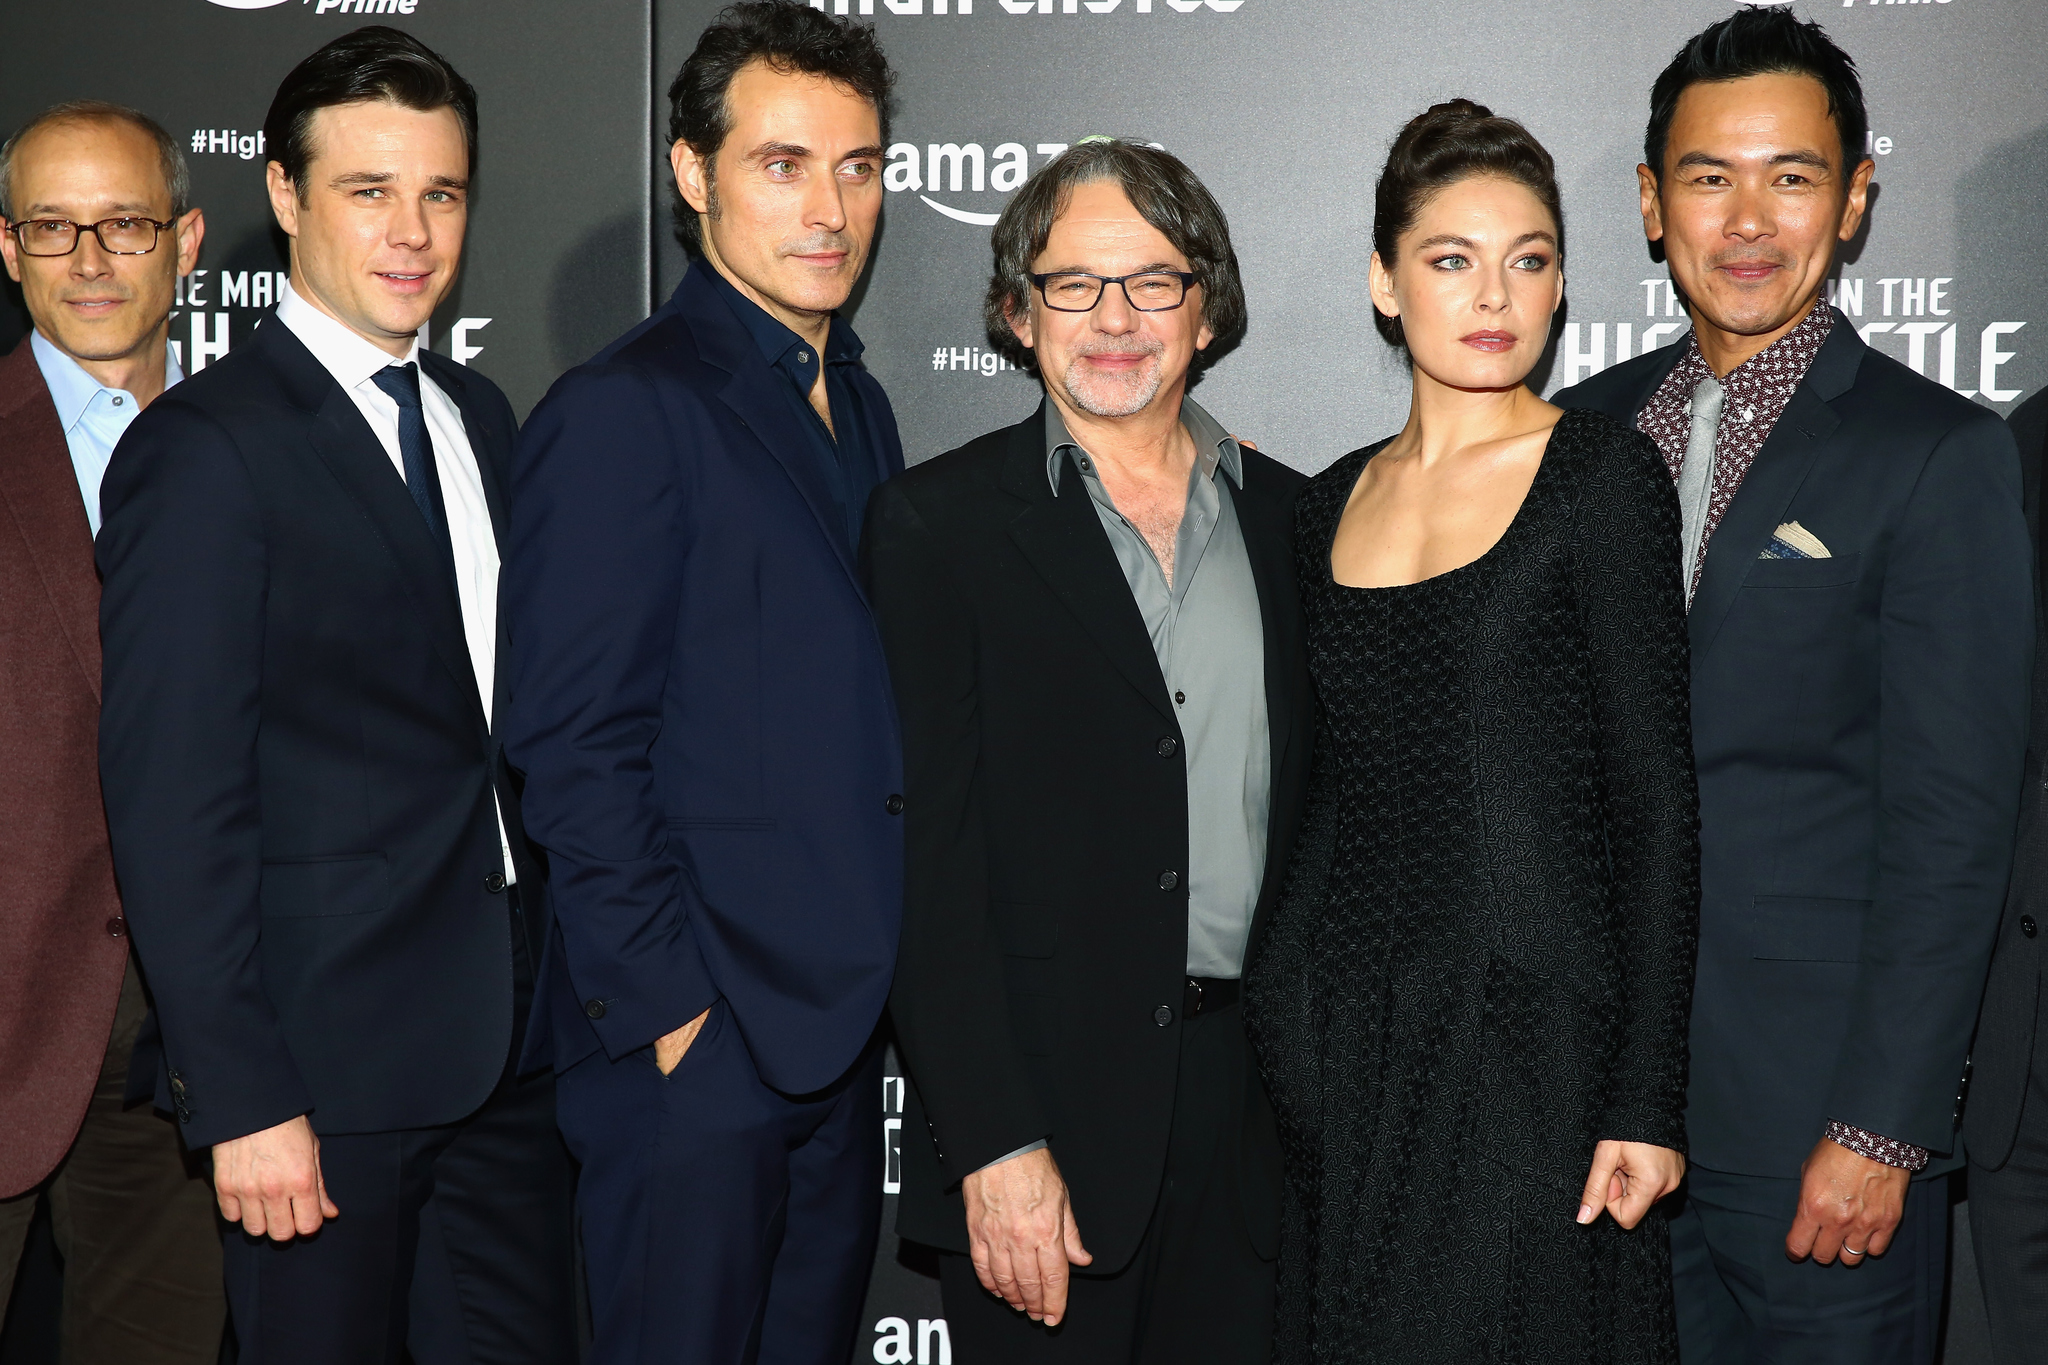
[[938, 999, 1277, 1364], [556, 999, 884, 1365], [221, 904, 576, 1365], [1670, 1163, 1946, 1365], [1972, 1058, 2048, 1365], [0, 958, 224, 1363]]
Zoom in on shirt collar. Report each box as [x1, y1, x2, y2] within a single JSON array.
[[1672, 298, 1837, 399], [29, 328, 184, 433], [1045, 394, 1243, 494], [696, 256, 864, 371], [275, 280, 421, 393]]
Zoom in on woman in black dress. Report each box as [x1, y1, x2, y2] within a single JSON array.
[[1244, 102, 1699, 1364]]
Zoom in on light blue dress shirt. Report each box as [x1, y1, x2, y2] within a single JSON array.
[[29, 329, 184, 534]]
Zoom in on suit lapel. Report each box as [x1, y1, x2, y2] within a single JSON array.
[[1686, 322, 1859, 666], [0, 343, 101, 700], [1228, 463, 1300, 950], [676, 269, 864, 592], [999, 411, 1175, 724], [265, 325, 487, 738]]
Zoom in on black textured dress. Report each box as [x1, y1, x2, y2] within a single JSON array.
[[1245, 409, 1700, 1364]]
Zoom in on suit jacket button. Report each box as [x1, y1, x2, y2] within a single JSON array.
[[484, 872, 507, 894], [584, 999, 607, 1019], [2023, 915, 2039, 939], [1153, 1005, 1174, 1026], [886, 794, 905, 815], [1158, 870, 1179, 891], [106, 916, 127, 938], [1157, 737, 1178, 757]]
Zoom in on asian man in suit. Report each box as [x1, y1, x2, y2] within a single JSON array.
[[1555, 10, 2031, 1363], [500, 6, 903, 1362], [95, 28, 574, 1364]]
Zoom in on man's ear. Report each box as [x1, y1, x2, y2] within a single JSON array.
[[1838, 156, 1875, 244], [671, 139, 712, 216], [266, 162, 300, 240], [1005, 296, 1036, 353], [1, 219, 20, 285], [1637, 163, 1664, 245], [174, 207, 206, 278]]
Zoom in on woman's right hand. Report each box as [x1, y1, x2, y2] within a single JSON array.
[[1576, 1139, 1685, 1230]]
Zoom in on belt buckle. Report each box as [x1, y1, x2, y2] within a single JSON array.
[[1187, 976, 1204, 1016]]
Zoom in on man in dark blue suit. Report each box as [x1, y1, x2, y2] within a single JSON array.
[[95, 28, 574, 1365], [501, 6, 903, 1362], [1556, 11, 2031, 1363]]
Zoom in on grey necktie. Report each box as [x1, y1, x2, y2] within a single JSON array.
[[1675, 374, 1725, 609]]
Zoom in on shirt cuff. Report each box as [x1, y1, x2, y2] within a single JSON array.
[[1825, 1120, 1930, 1172], [974, 1139, 1048, 1174]]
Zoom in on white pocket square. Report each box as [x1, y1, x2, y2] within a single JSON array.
[[1760, 521, 1830, 560]]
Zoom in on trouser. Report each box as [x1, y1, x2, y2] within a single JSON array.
[[0, 957, 224, 1364], [1670, 1163, 1946, 1365], [1972, 1056, 2048, 1364], [556, 997, 885, 1365], [221, 901, 577, 1365], [937, 998, 1278, 1364]]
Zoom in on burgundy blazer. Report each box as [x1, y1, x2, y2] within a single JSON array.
[[0, 337, 129, 1196]]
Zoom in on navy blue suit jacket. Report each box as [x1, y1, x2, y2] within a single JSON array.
[[97, 316, 539, 1151], [1557, 313, 2032, 1177], [504, 266, 904, 1094]]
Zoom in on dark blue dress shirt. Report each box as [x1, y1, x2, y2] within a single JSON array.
[[698, 259, 887, 552]]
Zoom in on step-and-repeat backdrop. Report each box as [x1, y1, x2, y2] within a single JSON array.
[[4, 1, 2040, 1361]]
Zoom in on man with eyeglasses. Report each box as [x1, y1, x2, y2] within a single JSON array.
[[863, 139, 1310, 1363], [0, 100, 225, 1363]]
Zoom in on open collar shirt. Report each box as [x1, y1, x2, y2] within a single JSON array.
[[1046, 396, 1271, 981], [29, 328, 182, 535]]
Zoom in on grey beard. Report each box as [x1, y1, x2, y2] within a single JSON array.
[[1061, 350, 1165, 418]]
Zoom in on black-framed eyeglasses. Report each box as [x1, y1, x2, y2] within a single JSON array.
[[6, 216, 175, 257], [1029, 270, 1198, 313]]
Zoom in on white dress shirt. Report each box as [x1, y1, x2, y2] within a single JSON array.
[[275, 283, 514, 882]]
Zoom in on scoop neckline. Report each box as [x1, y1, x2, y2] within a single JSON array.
[[1325, 413, 1571, 593]]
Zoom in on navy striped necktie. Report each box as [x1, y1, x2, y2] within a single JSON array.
[[372, 362, 455, 568]]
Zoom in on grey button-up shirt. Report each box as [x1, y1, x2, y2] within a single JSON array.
[[1047, 398, 1271, 979]]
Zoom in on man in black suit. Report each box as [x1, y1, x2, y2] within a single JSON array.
[[95, 28, 573, 1364], [1556, 10, 2031, 1363], [865, 139, 1309, 1362], [1968, 382, 2048, 1365]]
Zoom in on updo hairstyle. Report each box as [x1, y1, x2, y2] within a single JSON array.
[[1371, 99, 1564, 347]]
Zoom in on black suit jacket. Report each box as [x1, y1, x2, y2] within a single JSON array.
[[1966, 385, 2048, 1171], [97, 315, 541, 1150], [863, 404, 1311, 1272], [1557, 313, 2032, 1178]]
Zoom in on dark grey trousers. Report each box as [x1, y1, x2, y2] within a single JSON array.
[[1670, 1163, 1946, 1365], [1972, 1060, 2048, 1365]]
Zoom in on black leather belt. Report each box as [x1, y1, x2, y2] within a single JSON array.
[[1184, 975, 1241, 1017]]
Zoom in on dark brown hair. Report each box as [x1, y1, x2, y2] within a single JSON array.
[[1371, 99, 1563, 347], [667, 1, 895, 257], [984, 138, 1246, 378], [263, 26, 477, 203]]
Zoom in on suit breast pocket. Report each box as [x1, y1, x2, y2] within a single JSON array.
[[1749, 895, 1868, 962], [260, 854, 393, 919], [1740, 552, 1862, 591]]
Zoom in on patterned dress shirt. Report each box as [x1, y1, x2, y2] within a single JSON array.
[[1636, 301, 1928, 1174]]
